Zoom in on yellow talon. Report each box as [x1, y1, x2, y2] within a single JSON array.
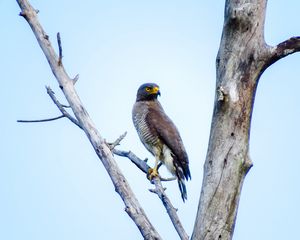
[[147, 167, 159, 180]]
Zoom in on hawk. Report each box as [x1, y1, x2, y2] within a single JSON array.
[[132, 83, 191, 201]]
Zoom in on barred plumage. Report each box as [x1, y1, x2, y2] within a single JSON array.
[[133, 106, 159, 154], [132, 83, 191, 201]]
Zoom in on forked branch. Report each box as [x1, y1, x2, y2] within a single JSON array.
[[17, 86, 83, 129], [46, 86, 83, 129], [114, 149, 189, 240], [16, 0, 161, 239], [16, 0, 189, 239]]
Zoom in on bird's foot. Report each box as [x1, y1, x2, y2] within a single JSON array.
[[147, 167, 159, 180]]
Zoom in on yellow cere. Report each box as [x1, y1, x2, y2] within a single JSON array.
[[152, 86, 159, 93]]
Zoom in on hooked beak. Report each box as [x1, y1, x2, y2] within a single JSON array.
[[152, 86, 161, 96]]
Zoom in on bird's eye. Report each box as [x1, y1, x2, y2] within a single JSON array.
[[145, 87, 151, 92]]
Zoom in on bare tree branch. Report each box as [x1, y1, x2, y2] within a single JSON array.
[[264, 36, 300, 70], [46, 86, 83, 129], [114, 149, 150, 174], [72, 74, 79, 84], [17, 86, 81, 127], [21, 89, 184, 240], [113, 149, 175, 182], [151, 177, 189, 240], [16, 1, 162, 239], [17, 115, 64, 123], [107, 132, 128, 150], [114, 149, 188, 240]]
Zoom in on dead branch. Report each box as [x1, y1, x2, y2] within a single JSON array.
[[17, 86, 81, 127], [151, 177, 189, 240], [113, 149, 150, 174], [114, 148, 188, 240], [17, 115, 64, 123], [264, 36, 300, 70], [107, 132, 128, 150], [72, 74, 79, 84], [16, 0, 161, 239], [113, 149, 176, 181], [46, 86, 83, 129]]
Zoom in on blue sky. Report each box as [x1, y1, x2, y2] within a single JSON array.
[[1, 1, 300, 239]]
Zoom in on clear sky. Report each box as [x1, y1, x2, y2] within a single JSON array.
[[1, 1, 300, 239]]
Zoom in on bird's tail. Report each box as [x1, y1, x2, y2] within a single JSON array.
[[177, 178, 187, 202]]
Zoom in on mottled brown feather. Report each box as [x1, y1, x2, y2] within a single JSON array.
[[146, 101, 191, 181], [132, 83, 191, 201]]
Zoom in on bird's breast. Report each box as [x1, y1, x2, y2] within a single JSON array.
[[132, 105, 160, 154]]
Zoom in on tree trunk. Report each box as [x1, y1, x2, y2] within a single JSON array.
[[192, 1, 266, 239], [192, 0, 300, 239]]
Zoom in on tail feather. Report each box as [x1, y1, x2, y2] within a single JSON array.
[[177, 178, 187, 202], [173, 156, 190, 202]]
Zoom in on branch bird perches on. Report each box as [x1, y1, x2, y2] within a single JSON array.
[[16, 0, 161, 239], [16, 0, 188, 239]]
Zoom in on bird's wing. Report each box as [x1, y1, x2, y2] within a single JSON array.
[[146, 102, 191, 180]]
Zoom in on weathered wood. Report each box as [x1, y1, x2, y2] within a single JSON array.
[[16, 1, 162, 239], [114, 149, 189, 240], [192, 1, 300, 239], [151, 177, 189, 240]]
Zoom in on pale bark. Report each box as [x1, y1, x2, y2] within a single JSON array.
[[16, 1, 162, 239], [191, 1, 300, 240], [114, 149, 189, 240]]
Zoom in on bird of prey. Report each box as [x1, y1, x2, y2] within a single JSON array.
[[132, 83, 191, 201]]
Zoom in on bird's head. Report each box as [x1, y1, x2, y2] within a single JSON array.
[[136, 83, 161, 101]]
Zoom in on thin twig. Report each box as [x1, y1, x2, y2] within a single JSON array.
[[73, 74, 79, 84], [46, 86, 83, 129], [107, 132, 127, 150], [17, 115, 64, 123], [17, 87, 82, 129], [57, 32, 62, 66]]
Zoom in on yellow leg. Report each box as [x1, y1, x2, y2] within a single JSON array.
[[147, 157, 159, 180]]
